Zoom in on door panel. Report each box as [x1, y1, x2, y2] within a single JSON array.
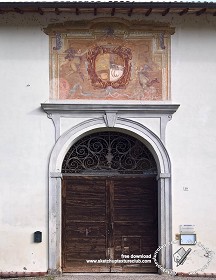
[[62, 177, 109, 272], [112, 177, 158, 272], [62, 176, 158, 273]]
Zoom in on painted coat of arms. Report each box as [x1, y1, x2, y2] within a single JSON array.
[[87, 45, 132, 89], [45, 18, 174, 100]]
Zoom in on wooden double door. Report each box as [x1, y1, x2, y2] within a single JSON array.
[[62, 176, 158, 273]]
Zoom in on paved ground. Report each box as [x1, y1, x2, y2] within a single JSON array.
[[55, 274, 216, 280], [1, 275, 216, 280]]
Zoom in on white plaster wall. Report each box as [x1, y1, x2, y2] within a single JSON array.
[[60, 117, 91, 136], [128, 117, 161, 139], [167, 18, 216, 273], [0, 12, 216, 273], [0, 24, 54, 272]]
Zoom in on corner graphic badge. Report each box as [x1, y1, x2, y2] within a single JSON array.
[[153, 240, 215, 275]]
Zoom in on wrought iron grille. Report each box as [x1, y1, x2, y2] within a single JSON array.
[[62, 131, 157, 175]]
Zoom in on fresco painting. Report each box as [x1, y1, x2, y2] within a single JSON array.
[[47, 19, 174, 100]]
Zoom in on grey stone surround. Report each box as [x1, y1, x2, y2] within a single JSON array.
[[41, 102, 179, 274]]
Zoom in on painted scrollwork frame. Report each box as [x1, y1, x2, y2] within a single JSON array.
[[87, 45, 132, 89]]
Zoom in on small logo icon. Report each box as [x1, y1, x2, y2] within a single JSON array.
[[173, 247, 192, 267]]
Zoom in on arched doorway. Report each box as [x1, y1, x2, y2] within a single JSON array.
[[61, 131, 158, 273]]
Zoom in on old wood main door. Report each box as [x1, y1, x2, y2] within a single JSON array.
[[62, 176, 158, 273]]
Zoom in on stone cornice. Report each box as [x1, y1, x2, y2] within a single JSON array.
[[41, 103, 179, 116]]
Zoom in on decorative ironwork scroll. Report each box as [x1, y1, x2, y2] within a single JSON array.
[[62, 131, 157, 175]]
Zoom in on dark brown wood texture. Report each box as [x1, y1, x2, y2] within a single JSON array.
[[112, 177, 158, 272], [62, 177, 109, 272], [62, 176, 158, 273]]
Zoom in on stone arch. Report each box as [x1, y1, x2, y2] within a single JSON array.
[[48, 117, 172, 274]]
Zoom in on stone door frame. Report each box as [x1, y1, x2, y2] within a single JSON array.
[[41, 103, 179, 274]]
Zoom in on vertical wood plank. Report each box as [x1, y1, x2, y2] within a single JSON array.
[[62, 176, 158, 273], [62, 176, 109, 272]]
